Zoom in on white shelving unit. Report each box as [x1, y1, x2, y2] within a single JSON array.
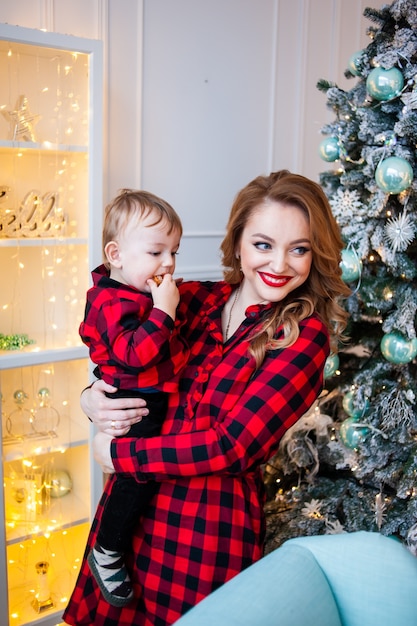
[[0, 23, 103, 626]]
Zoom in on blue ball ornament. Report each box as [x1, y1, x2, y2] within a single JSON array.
[[324, 353, 339, 378], [375, 156, 413, 194], [319, 136, 340, 162], [340, 248, 362, 283], [366, 66, 404, 101], [339, 417, 368, 450], [348, 51, 363, 76], [380, 332, 417, 364], [342, 390, 369, 419]]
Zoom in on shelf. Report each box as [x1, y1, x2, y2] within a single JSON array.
[[0, 345, 88, 370], [7, 521, 90, 626], [0, 237, 87, 247], [3, 434, 89, 463], [5, 445, 91, 543], [6, 495, 89, 545], [0, 140, 88, 153]]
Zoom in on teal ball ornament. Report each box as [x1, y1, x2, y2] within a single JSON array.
[[348, 51, 363, 76], [366, 66, 404, 101], [339, 417, 368, 450], [319, 136, 340, 162], [380, 332, 417, 364], [340, 248, 362, 283], [324, 353, 339, 378], [342, 390, 369, 419], [342, 390, 355, 416], [375, 157, 413, 194], [49, 469, 72, 498]]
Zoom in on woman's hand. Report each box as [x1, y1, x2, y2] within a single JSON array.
[[81, 379, 148, 435], [93, 431, 116, 474]]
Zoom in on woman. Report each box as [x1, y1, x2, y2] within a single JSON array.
[[63, 170, 350, 626]]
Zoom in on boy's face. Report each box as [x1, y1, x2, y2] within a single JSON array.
[[107, 211, 181, 292]]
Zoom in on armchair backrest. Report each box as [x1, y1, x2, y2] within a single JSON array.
[[173, 531, 417, 626]]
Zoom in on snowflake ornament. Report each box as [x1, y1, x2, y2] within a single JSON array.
[[384, 211, 415, 251], [301, 499, 323, 519], [329, 189, 367, 226], [325, 518, 346, 535]]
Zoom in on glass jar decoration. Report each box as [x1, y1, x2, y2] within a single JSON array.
[[31, 561, 54, 613]]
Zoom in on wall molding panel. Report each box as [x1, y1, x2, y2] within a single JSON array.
[[0, 0, 386, 278]]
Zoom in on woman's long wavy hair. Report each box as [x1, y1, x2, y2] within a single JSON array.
[[220, 170, 350, 368]]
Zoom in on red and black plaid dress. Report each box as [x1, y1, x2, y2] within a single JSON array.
[[63, 280, 329, 626]]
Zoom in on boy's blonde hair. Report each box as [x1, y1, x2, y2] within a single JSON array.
[[102, 189, 182, 267]]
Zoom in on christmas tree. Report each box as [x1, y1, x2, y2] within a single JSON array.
[[264, 0, 417, 556]]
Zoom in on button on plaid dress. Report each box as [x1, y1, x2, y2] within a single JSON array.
[[63, 280, 329, 626]]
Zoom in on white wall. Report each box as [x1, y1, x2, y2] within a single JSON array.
[[0, 0, 385, 278]]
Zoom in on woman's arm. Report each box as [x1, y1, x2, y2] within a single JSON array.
[[108, 316, 329, 480], [82, 379, 148, 435]]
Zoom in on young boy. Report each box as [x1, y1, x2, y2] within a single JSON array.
[[80, 189, 188, 607]]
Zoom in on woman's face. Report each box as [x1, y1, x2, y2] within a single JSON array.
[[237, 199, 312, 306]]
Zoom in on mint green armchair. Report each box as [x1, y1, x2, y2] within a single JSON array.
[[173, 531, 417, 626]]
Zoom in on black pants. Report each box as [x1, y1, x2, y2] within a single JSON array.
[[97, 389, 167, 552]]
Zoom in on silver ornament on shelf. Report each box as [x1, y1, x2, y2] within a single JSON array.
[[2, 95, 41, 142], [47, 469, 72, 498], [6, 389, 35, 439], [32, 387, 60, 436]]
